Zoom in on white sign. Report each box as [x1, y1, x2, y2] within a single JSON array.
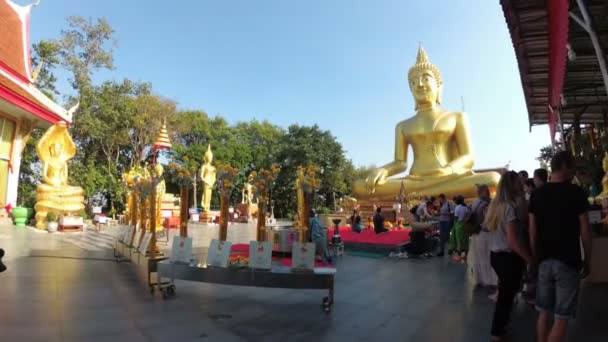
[[139, 232, 152, 254], [588, 210, 602, 224], [118, 226, 128, 242], [207, 239, 232, 267], [124, 226, 135, 246], [93, 206, 102, 214], [291, 242, 315, 271], [170, 236, 193, 264], [248, 241, 272, 269]]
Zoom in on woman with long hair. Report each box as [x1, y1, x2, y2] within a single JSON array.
[[484, 171, 532, 341]]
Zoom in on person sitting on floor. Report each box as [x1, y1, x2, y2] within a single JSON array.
[[390, 211, 437, 259], [309, 209, 330, 263], [373, 207, 389, 234], [350, 210, 364, 233]]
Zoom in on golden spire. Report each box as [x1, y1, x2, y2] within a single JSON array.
[[204, 144, 213, 162], [32, 60, 44, 82], [408, 43, 442, 86], [153, 122, 172, 150]]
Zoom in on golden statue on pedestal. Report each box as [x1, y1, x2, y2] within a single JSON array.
[[200, 144, 217, 212], [353, 45, 500, 200], [242, 182, 255, 204], [34, 122, 85, 229], [154, 163, 166, 230]]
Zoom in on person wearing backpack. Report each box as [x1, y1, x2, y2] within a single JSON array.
[[468, 184, 498, 288]]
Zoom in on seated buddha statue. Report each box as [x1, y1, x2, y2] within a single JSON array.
[[352, 45, 500, 201], [35, 122, 85, 229]]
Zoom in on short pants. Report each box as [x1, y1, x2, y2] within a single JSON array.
[[535, 259, 580, 319]]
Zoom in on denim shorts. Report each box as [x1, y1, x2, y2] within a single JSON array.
[[535, 259, 580, 319]]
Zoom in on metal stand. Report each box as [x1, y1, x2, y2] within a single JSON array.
[[113, 239, 170, 293], [157, 261, 336, 312]]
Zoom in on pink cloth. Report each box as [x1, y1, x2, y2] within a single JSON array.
[[325, 226, 412, 246]]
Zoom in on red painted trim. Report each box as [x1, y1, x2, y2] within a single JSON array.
[[547, 0, 569, 142], [0, 60, 31, 85], [0, 83, 62, 124]]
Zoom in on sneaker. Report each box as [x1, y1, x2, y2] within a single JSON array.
[[389, 252, 403, 258], [398, 253, 410, 259]]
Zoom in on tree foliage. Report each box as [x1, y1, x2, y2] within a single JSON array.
[[19, 16, 358, 218]]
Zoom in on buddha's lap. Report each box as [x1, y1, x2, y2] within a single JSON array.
[[353, 171, 500, 198], [35, 200, 85, 212], [37, 184, 84, 195]]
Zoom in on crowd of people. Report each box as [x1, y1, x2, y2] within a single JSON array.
[[344, 151, 592, 342]]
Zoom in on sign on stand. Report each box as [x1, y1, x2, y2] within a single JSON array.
[[118, 226, 129, 242], [139, 232, 152, 254], [124, 226, 135, 246], [170, 236, 193, 264], [248, 241, 272, 269], [207, 239, 232, 267], [291, 242, 315, 271]]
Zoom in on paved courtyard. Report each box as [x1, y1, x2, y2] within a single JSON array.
[[0, 223, 606, 341]]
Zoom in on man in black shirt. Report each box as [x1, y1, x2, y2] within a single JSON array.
[[529, 151, 592, 342], [373, 207, 388, 234]]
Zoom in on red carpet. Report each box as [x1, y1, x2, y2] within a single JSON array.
[[229, 244, 332, 267], [326, 226, 412, 246]]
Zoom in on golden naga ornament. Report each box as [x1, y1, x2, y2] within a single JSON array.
[[34, 122, 85, 229], [352, 45, 500, 200]]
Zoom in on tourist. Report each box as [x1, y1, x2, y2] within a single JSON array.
[[350, 210, 364, 233], [373, 207, 389, 234], [450, 195, 469, 262], [468, 184, 497, 288], [533, 168, 548, 188], [416, 200, 433, 222], [366, 215, 374, 230], [524, 178, 536, 201], [309, 209, 330, 263], [484, 171, 532, 342], [437, 193, 453, 256], [0, 248, 6, 273], [529, 151, 592, 342], [518, 170, 529, 186]]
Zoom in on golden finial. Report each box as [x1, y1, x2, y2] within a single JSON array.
[[204, 144, 213, 162], [153, 121, 172, 150], [32, 60, 44, 82], [408, 43, 442, 86]]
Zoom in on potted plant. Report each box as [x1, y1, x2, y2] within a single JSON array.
[[12, 206, 28, 227], [47, 212, 59, 233]]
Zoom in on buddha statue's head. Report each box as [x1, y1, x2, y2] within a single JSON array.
[[408, 45, 442, 110], [204, 144, 213, 163]]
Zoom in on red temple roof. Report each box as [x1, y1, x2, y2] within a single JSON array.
[[0, 0, 33, 83], [0, 0, 73, 124]]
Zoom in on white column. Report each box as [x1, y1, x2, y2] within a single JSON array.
[[6, 132, 23, 207]]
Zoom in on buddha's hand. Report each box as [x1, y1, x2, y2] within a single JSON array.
[[365, 168, 388, 194]]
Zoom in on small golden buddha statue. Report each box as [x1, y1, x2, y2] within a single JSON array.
[[200, 144, 217, 212], [353, 45, 500, 200], [241, 182, 255, 204], [594, 152, 608, 200], [154, 163, 166, 230], [35, 122, 85, 229]]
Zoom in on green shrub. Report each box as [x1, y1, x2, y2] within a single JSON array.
[[46, 212, 58, 222], [316, 207, 331, 215]]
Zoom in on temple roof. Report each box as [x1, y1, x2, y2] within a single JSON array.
[[501, 0, 608, 140], [0, 0, 34, 83], [0, 0, 73, 124]]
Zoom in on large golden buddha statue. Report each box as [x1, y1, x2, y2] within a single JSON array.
[[353, 46, 500, 200], [35, 122, 85, 229]]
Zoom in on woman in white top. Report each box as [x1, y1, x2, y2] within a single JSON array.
[[484, 171, 532, 341]]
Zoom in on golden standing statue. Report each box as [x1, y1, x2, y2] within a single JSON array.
[[241, 182, 255, 204], [295, 167, 305, 228], [200, 144, 217, 212], [35, 122, 85, 229], [154, 163, 166, 230], [353, 45, 500, 200]]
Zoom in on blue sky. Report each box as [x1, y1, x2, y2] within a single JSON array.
[[25, 0, 550, 173]]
